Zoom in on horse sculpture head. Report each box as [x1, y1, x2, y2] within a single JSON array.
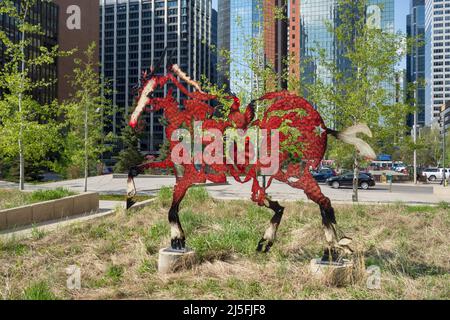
[[129, 63, 216, 131]]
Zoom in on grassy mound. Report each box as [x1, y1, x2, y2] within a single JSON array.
[[0, 187, 448, 300]]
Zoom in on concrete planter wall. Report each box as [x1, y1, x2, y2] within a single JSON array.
[[0, 192, 99, 231]]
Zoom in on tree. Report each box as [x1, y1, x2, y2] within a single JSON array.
[[416, 125, 442, 168], [0, 0, 69, 189], [302, 0, 412, 201], [63, 42, 113, 192], [113, 124, 145, 173]]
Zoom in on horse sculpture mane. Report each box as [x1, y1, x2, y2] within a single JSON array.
[[127, 63, 376, 261]]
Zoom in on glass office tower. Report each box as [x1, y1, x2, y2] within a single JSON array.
[[229, 0, 263, 95], [100, 0, 213, 155], [218, 0, 287, 97], [298, 0, 395, 91], [406, 0, 426, 128]]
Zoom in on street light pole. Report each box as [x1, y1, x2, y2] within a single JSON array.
[[413, 82, 418, 184], [442, 104, 447, 187]]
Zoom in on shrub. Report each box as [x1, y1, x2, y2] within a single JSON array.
[[29, 188, 75, 202]]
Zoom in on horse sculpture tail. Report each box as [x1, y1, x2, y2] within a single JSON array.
[[326, 123, 376, 160]]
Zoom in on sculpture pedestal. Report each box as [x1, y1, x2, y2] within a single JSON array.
[[158, 247, 196, 274], [310, 258, 354, 287]]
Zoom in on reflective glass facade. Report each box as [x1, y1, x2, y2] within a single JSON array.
[[298, 0, 395, 91], [299, 0, 337, 86], [407, 0, 426, 128], [229, 0, 262, 95], [219, 0, 287, 97], [217, 0, 231, 86]]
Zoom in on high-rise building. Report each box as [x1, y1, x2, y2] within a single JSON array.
[[54, 0, 100, 102], [289, 0, 301, 78], [217, 0, 230, 87], [425, 0, 450, 125], [0, 0, 58, 104], [294, 0, 394, 92], [99, 0, 214, 154], [218, 0, 288, 96], [406, 0, 425, 128], [1, 1, 100, 104], [211, 8, 218, 85], [264, 0, 288, 89], [296, 0, 337, 87]]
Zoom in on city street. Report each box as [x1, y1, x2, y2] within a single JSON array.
[[1, 174, 448, 205]]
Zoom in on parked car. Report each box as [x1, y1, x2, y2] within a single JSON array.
[[326, 173, 376, 190], [312, 168, 336, 182], [393, 164, 407, 172], [312, 167, 337, 182], [421, 168, 450, 182]]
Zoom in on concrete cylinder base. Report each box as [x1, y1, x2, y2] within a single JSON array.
[[310, 258, 354, 287], [158, 247, 196, 274]]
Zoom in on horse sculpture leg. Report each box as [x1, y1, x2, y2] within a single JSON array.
[[249, 179, 285, 253], [257, 199, 285, 253], [288, 169, 351, 261], [169, 181, 191, 250]]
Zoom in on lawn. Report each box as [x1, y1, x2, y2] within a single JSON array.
[[0, 188, 76, 210], [0, 186, 448, 300], [98, 194, 151, 203]]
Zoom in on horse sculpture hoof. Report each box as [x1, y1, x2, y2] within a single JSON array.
[[256, 239, 273, 253], [321, 248, 343, 263], [171, 238, 186, 250]]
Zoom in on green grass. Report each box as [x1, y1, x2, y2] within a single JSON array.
[[99, 194, 152, 202], [29, 188, 75, 202], [0, 238, 29, 256], [157, 186, 173, 207], [21, 281, 57, 300], [0, 188, 75, 210], [106, 265, 124, 283], [0, 186, 448, 300], [31, 225, 47, 240]]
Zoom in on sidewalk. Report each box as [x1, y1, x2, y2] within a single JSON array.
[[1, 175, 449, 205]]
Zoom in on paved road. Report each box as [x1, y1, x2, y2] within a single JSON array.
[[1, 175, 448, 205]]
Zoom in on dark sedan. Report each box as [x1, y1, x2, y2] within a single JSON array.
[[326, 173, 376, 190], [312, 168, 337, 183]]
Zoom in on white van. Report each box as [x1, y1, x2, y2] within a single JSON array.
[[422, 168, 450, 181]]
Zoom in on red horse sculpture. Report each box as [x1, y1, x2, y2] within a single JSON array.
[[127, 64, 376, 260]]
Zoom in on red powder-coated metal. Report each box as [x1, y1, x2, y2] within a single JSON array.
[[130, 71, 331, 209]]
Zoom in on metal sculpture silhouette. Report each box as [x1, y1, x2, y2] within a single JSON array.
[[127, 60, 376, 260]]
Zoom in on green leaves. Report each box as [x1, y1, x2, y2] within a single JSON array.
[[303, 0, 411, 163], [0, 0, 71, 183], [61, 42, 114, 175], [0, 95, 63, 164]]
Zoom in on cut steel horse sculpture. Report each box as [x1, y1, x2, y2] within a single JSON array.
[[127, 55, 376, 260]]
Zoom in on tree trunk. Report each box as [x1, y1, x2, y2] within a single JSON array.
[[84, 101, 88, 192], [18, 6, 28, 191], [18, 125, 24, 191], [352, 155, 359, 202]]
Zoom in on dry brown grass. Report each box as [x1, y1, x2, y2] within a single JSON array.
[[0, 187, 449, 300]]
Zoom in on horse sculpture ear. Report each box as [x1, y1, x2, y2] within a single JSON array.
[[130, 78, 157, 128]]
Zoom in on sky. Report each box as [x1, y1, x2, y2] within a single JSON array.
[[395, 0, 410, 34]]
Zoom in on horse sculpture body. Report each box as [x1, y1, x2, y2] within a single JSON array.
[[127, 64, 376, 259]]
